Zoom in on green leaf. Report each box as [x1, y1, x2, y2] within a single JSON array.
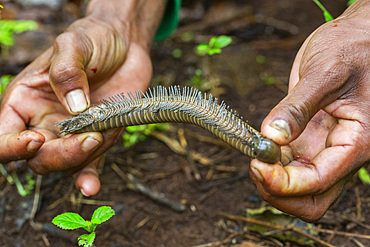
[[78, 234, 88, 246], [85, 232, 96, 247], [78, 232, 95, 247], [358, 167, 370, 184], [196, 44, 209, 56], [91, 218, 102, 225], [208, 36, 217, 48], [207, 48, 221, 55], [91, 206, 115, 224], [323, 11, 334, 22], [52, 212, 87, 230], [0, 20, 38, 46], [213, 35, 232, 48]]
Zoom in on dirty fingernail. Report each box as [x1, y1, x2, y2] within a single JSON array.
[[27, 140, 43, 152], [264, 119, 291, 143], [250, 165, 264, 182], [66, 89, 88, 113], [81, 136, 100, 152]]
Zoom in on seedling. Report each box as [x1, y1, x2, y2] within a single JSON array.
[[196, 35, 232, 56], [0, 74, 14, 96], [0, 163, 35, 197], [0, 4, 38, 59], [192, 35, 232, 95], [313, 0, 356, 22], [347, 0, 356, 6], [312, 0, 334, 22], [52, 206, 115, 247], [358, 167, 370, 184]]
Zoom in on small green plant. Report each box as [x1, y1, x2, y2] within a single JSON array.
[[123, 123, 169, 147], [358, 167, 370, 184], [52, 206, 115, 247], [313, 0, 334, 22], [0, 75, 14, 95], [13, 171, 35, 197], [196, 35, 232, 56], [313, 0, 357, 22], [172, 48, 183, 58], [192, 35, 232, 94], [0, 4, 38, 59], [347, 0, 357, 6], [0, 163, 35, 197]]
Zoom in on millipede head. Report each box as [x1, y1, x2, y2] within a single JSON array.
[[253, 137, 281, 164]]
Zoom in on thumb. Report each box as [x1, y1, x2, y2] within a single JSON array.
[[49, 32, 91, 114], [261, 37, 350, 145]]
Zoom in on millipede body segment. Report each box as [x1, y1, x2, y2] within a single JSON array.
[[56, 86, 280, 164]]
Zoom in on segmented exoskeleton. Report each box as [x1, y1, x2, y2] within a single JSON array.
[[56, 86, 280, 163]]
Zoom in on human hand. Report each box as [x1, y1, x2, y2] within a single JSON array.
[[249, 0, 370, 222], [0, 0, 166, 196]]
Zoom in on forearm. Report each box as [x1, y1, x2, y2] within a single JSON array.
[[86, 0, 168, 50]]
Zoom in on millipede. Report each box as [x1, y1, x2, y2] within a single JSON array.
[[56, 86, 281, 164]]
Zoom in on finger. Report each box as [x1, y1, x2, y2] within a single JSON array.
[[27, 128, 122, 174], [27, 132, 103, 174], [49, 32, 91, 114], [0, 131, 45, 163], [73, 157, 102, 196], [250, 168, 349, 222]]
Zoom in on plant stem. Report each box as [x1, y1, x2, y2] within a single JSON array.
[[313, 0, 329, 13]]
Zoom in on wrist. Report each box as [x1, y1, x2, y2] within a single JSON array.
[[86, 0, 167, 51]]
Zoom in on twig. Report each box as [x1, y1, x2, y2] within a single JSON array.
[[191, 229, 249, 247], [355, 186, 363, 220], [143, 162, 187, 181], [71, 197, 115, 206], [178, 127, 201, 180], [135, 216, 151, 231], [219, 212, 336, 247], [351, 237, 366, 247], [30, 175, 42, 227], [150, 130, 214, 165], [111, 163, 186, 212], [184, 129, 229, 147], [220, 211, 370, 240]]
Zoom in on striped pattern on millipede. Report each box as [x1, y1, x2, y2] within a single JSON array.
[[56, 86, 280, 164]]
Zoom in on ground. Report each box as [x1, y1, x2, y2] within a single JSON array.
[[0, 0, 369, 246]]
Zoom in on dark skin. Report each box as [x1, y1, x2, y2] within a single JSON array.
[[0, 0, 166, 195], [0, 0, 369, 222], [249, 0, 370, 222]]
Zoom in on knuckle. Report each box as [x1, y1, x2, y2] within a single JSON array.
[[282, 100, 312, 129], [50, 63, 82, 85], [54, 32, 80, 49]]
